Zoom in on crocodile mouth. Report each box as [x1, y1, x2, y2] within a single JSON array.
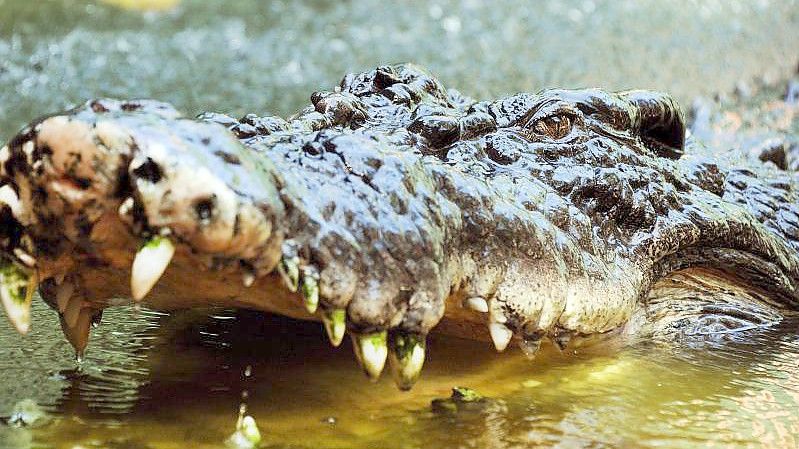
[[2, 65, 798, 391], [0, 97, 516, 390]]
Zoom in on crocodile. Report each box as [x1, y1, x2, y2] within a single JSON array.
[[1, 64, 798, 390]]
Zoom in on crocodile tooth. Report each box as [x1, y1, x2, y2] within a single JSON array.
[[63, 296, 83, 328], [321, 308, 346, 347], [131, 235, 175, 301], [0, 260, 36, 334], [59, 307, 93, 356], [352, 331, 388, 381], [242, 271, 255, 288], [56, 281, 74, 313], [277, 255, 300, 292], [488, 321, 513, 352], [388, 332, 426, 390], [463, 296, 489, 313], [300, 267, 320, 314]]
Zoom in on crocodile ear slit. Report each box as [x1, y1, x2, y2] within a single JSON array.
[[622, 90, 686, 160]]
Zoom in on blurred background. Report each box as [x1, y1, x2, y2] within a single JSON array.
[[1, 1, 799, 448], [1, 0, 798, 140]]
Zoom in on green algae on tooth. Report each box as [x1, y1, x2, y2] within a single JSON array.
[[300, 267, 320, 314], [0, 259, 36, 334], [388, 332, 426, 390], [131, 235, 175, 301], [352, 330, 388, 381], [277, 256, 300, 292], [321, 308, 346, 347]]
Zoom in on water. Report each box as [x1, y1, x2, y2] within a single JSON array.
[[2, 306, 799, 448], [1, 1, 799, 448]]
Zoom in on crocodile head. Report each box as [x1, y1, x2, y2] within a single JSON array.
[[1, 64, 797, 389]]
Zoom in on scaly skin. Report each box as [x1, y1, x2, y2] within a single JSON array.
[[1, 64, 798, 388]]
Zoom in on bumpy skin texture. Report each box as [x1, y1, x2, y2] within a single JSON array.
[[2, 64, 799, 354]]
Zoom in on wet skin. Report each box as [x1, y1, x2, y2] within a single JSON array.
[[1, 64, 798, 389]]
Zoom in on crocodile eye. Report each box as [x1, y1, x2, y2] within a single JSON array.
[[531, 114, 573, 139], [531, 114, 573, 140]]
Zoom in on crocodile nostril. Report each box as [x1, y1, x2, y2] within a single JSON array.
[[132, 158, 163, 183], [194, 196, 216, 223]]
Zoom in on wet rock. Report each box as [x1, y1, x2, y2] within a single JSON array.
[[431, 387, 488, 414]]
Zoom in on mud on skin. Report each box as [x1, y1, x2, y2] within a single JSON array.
[[1, 64, 799, 389]]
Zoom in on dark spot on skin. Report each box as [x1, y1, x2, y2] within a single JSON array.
[[74, 212, 93, 239], [0, 206, 23, 250], [214, 150, 241, 165], [90, 100, 109, 113], [31, 144, 53, 162], [194, 196, 216, 222], [303, 141, 324, 156], [201, 137, 211, 146], [3, 150, 29, 178], [74, 177, 91, 190], [130, 200, 149, 233], [121, 102, 142, 112], [132, 158, 163, 183], [233, 214, 241, 236], [113, 165, 133, 199]]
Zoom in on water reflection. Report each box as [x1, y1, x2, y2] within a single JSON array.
[[1, 307, 797, 448]]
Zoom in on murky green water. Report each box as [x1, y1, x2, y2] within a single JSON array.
[[1, 1, 799, 448]]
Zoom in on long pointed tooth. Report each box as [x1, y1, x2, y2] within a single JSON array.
[[58, 307, 93, 356], [63, 296, 84, 328], [388, 332, 426, 391], [489, 321, 513, 352], [277, 256, 299, 292], [56, 282, 74, 313], [352, 331, 388, 381], [131, 236, 175, 301], [321, 308, 346, 347], [0, 260, 36, 334], [463, 296, 488, 313], [300, 267, 319, 314]]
